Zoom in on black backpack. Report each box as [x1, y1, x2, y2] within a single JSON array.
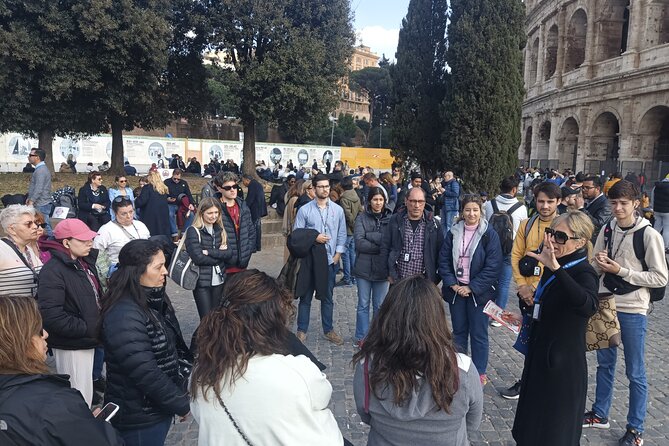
[[603, 223, 666, 302], [490, 200, 523, 255], [51, 186, 78, 219]]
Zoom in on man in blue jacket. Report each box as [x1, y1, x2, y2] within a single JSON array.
[[441, 171, 460, 236]]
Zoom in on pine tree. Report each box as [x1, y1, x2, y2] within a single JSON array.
[[444, 0, 526, 193], [389, 0, 448, 173]]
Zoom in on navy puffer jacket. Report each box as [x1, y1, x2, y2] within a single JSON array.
[[220, 197, 256, 268], [101, 287, 190, 430], [353, 207, 391, 281], [185, 225, 227, 288]]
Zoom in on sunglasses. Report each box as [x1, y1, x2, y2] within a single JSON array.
[[219, 185, 236, 191], [113, 196, 132, 204], [19, 221, 46, 229], [118, 180, 127, 183], [545, 227, 581, 245]]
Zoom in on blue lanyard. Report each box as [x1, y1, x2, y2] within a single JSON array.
[[533, 257, 586, 305]]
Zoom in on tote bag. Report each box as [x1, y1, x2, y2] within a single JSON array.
[[169, 227, 200, 290]]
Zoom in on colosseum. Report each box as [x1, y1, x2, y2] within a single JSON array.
[[520, 0, 669, 181]]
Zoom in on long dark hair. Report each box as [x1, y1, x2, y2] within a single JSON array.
[[190, 269, 294, 401], [352, 276, 460, 412], [100, 239, 166, 320]]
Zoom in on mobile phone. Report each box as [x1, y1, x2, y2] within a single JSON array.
[[95, 402, 120, 422]]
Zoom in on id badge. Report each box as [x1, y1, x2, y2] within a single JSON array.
[[456, 267, 464, 278], [403, 253, 411, 262], [533, 266, 541, 276], [532, 303, 541, 320]]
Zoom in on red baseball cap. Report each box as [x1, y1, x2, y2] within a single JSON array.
[[53, 219, 98, 241]]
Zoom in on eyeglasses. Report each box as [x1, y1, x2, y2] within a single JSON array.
[[545, 227, 581, 245], [28, 153, 37, 158], [315, 185, 330, 189], [118, 180, 127, 183], [581, 185, 596, 191], [35, 222, 47, 229], [113, 196, 132, 204], [219, 185, 236, 191]]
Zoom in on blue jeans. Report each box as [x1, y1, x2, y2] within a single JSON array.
[[168, 204, 194, 237], [36, 203, 53, 237], [495, 254, 512, 310], [93, 346, 104, 380], [593, 312, 648, 432], [297, 263, 336, 334], [441, 210, 458, 237], [341, 235, 356, 284], [448, 294, 490, 375], [355, 279, 390, 341], [119, 417, 172, 446]]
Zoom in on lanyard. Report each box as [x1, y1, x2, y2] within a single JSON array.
[[318, 202, 329, 234], [608, 218, 637, 260], [459, 226, 477, 265], [533, 257, 586, 306], [114, 221, 139, 240]]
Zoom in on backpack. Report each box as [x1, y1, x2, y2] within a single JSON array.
[[603, 223, 666, 302], [490, 200, 523, 255], [50, 186, 78, 218]]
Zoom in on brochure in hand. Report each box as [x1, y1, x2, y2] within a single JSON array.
[[483, 300, 521, 335]]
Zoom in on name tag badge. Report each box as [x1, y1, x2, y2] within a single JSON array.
[[456, 267, 464, 278], [533, 303, 541, 320], [533, 266, 541, 276], [403, 253, 411, 262]]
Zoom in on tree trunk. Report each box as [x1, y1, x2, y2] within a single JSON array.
[[110, 114, 125, 176], [38, 127, 55, 173], [242, 118, 257, 177]]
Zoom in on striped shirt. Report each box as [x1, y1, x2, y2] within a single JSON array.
[[0, 240, 42, 297]]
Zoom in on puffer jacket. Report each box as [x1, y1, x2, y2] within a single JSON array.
[[37, 248, 101, 350], [101, 286, 190, 430], [220, 197, 256, 269], [185, 225, 227, 288], [0, 374, 124, 445], [353, 207, 391, 281]]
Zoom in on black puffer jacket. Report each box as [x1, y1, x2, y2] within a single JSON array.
[[185, 225, 227, 288], [37, 248, 101, 350], [220, 197, 256, 269], [0, 374, 124, 445], [353, 207, 391, 281], [101, 286, 191, 430]]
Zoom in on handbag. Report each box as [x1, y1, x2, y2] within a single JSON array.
[[585, 294, 621, 351], [168, 227, 200, 290]]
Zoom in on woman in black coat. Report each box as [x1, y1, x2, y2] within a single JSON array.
[[353, 187, 391, 346], [78, 171, 111, 231], [135, 171, 171, 237], [100, 239, 191, 446], [185, 198, 231, 318], [0, 296, 123, 446], [511, 211, 599, 446]]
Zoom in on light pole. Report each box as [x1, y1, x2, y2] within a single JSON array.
[[329, 114, 338, 146]]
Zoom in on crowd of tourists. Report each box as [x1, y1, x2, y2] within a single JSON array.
[[0, 146, 667, 446]]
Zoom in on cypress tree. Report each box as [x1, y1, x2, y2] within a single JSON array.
[[389, 0, 448, 173], [444, 0, 525, 193]]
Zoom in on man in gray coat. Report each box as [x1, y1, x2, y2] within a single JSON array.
[[26, 148, 53, 236]]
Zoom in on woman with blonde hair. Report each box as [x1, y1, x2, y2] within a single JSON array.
[[185, 198, 230, 318], [190, 269, 346, 446], [0, 295, 123, 445], [512, 210, 599, 445], [135, 170, 170, 237]]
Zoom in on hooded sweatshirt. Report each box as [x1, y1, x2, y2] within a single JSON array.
[[353, 353, 483, 446], [483, 194, 528, 237], [592, 217, 668, 315]]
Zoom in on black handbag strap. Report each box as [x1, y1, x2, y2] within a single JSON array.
[[216, 393, 254, 446]]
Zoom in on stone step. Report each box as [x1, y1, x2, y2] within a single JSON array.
[[261, 218, 283, 234], [261, 233, 286, 249]]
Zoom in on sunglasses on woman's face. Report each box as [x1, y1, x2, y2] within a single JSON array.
[[545, 227, 580, 245]]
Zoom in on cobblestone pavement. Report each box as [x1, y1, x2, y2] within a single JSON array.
[[166, 246, 669, 445]]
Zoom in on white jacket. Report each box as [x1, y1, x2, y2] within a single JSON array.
[[592, 217, 668, 315]]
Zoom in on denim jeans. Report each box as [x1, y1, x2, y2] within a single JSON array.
[[119, 417, 172, 446], [653, 212, 669, 249], [593, 312, 648, 432], [36, 203, 53, 237], [168, 204, 194, 237], [495, 254, 513, 310], [355, 278, 390, 341], [297, 263, 336, 334], [448, 294, 490, 375], [341, 235, 356, 284], [92, 346, 104, 381], [441, 210, 458, 237]]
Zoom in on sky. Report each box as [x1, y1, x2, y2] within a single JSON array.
[[351, 0, 408, 62]]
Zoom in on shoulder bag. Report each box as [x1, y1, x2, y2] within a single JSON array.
[[168, 228, 200, 290]]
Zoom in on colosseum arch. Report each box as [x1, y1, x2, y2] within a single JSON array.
[[594, 0, 630, 62], [523, 126, 533, 163], [587, 111, 620, 174], [558, 117, 579, 171], [528, 37, 539, 85], [537, 120, 551, 159], [544, 25, 559, 80], [565, 9, 587, 72], [637, 106, 669, 162]]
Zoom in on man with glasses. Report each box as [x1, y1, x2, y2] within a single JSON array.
[[293, 174, 347, 345], [164, 169, 195, 241], [26, 148, 53, 237], [384, 187, 443, 285], [582, 175, 612, 243]]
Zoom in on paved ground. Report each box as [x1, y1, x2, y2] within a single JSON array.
[[165, 246, 669, 445]]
